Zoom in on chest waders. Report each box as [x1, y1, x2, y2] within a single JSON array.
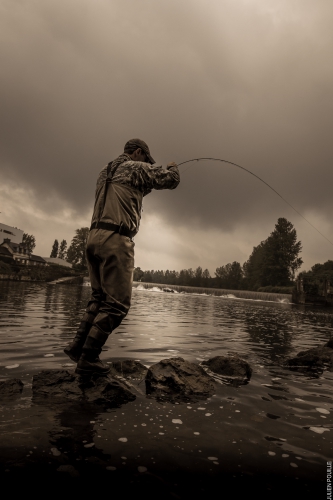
[[64, 162, 139, 376]]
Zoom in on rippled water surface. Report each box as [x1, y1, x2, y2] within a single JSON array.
[[0, 281, 332, 496]]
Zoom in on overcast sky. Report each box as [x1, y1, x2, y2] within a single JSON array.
[[1, 0, 332, 274]]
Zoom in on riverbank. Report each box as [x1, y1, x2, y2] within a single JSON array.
[[0, 263, 84, 283]]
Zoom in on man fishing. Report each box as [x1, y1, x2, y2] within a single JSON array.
[[64, 138, 180, 375]]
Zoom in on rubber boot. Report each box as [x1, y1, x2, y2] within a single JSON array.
[[75, 334, 110, 376], [64, 321, 91, 362], [64, 303, 101, 362]]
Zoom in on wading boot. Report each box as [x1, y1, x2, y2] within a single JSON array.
[[64, 321, 91, 363], [64, 303, 101, 362], [75, 335, 110, 376]]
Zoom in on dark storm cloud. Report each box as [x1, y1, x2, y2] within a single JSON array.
[[1, 0, 333, 242]]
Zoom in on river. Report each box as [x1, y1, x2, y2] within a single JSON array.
[[0, 280, 332, 497]]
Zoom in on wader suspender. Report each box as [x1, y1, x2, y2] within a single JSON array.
[[90, 161, 137, 238]]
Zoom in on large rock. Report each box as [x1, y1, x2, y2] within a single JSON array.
[[111, 359, 147, 379], [0, 378, 24, 399], [202, 355, 252, 381], [32, 370, 135, 405], [286, 341, 333, 372], [145, 357, 215, 401]]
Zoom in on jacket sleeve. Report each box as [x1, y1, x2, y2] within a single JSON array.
[[140, 163, 180, 192]]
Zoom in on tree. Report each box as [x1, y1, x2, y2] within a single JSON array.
[[58, 239, 67, 260], [66, 228, 89, 270], [50, 239, 59, 258], [194, 266, 203, 286], [242, 242, 267, 290], [243, 218, 303, 289], [215, 262, 243, 289], [133, 267, 144, 281], [202, 268, 211, 287], [261, 218, 303, 286], [22, 233, 36, 254]]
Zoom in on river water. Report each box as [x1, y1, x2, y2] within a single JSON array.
[[0, 280, 332, 496]]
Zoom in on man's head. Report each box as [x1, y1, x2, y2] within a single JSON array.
[[124, 138, 155, 164]]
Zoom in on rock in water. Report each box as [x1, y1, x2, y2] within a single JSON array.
[[84, 376, 136, 405], [0, 378, 24, 399], [286, 342, 333, 372], [145, 357, 215, 400], [111, 359, 147, 378], [33, 370, 82, 400], [32, 370, 135, 405], [202, 355, 252, 380]]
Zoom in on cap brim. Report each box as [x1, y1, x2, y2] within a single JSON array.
[[146, 153, 155, 164]]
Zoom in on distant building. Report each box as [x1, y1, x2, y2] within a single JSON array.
[[0, 223, 23, 244], [42, 257, 72, 268], [0, 238, 46, 266]]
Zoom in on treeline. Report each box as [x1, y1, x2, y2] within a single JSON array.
[[134, 218, 303, 292], [300, 260, 333, 295]]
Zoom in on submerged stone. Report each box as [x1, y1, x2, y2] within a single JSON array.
[[32, 369, 136, 405], [286, 341, 333, 372], [0, 378, 24, 399], [145, 357, 215, 401], [202, 355, 252, 381]]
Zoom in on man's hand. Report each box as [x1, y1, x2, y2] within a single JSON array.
[[166, 162, 177, 170]]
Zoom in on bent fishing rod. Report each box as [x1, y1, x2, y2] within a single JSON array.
[[176, 157, 333, 247]]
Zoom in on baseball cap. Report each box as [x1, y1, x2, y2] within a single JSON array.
[[124, 138, 155, 164]]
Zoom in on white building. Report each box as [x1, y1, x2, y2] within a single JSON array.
[[0, 223, 23, 244]]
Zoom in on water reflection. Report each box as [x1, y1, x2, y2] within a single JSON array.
[[48, 402, 111, 466], [1, 282, 333, 375]]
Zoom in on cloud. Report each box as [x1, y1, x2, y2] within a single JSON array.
[[0, 0, 332, 270]]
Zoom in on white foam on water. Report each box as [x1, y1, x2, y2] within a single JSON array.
[[194, 432, 200, 435], [106, 466, 116, 471], [290, 463, 298, 468], [62, 363, 74, 367], [205, 413, 212, 416], [138, 466, 147, 473], [282, 454, 289, 458], [5, 364, 19, 369], [197, 408, 205, 410], [51, 447, 61, 456], [208, 457, 218, 461], [172, 419, 183, 424], [309, 427, 330, 434], [118, 437, 128, 442], [84, 443, 95, 448], [316, 408, 330, 414], [44, 354, 54, 357], [268, 451, 276, 456]]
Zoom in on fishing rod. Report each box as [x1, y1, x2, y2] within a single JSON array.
[[177, 157, 333, 247]]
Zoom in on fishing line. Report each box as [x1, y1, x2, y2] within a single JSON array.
[[177, 157, 333, 247]]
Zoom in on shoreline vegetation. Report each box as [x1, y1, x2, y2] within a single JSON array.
[[0, 261, 83, 283], [1, 217, 332, 295]]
